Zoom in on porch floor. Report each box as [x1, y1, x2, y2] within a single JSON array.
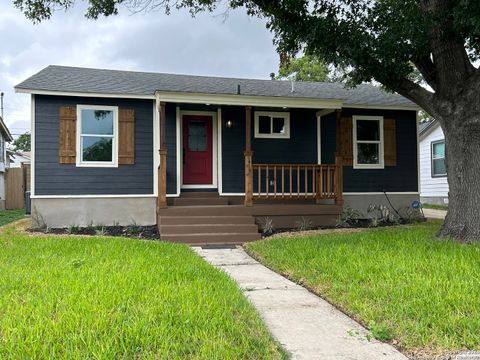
[[158, 193, 342, 245]]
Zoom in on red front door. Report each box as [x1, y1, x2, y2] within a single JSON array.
[[183, 115, 213, 185]]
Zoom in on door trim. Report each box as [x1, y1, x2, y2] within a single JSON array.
[[180, 110, 218, 189]]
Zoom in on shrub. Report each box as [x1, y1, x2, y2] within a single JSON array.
[[295, 217, 313, 231], [258, 217, 275, 236], [336, 206, 364, 227]]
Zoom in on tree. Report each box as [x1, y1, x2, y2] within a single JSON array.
[[14, 0, 480, 242], [11, 132, 31, 152], [276, 55, 330, 82]]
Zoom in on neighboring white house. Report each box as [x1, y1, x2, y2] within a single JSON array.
[[0, 116, 13, 210], [8, 150, 31, 168], [419, 120, 448, 205]]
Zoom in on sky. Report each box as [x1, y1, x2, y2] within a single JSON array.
[[0, 1, 278, 138]]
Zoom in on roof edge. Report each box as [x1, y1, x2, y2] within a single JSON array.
[[0, 116, 13, 142]]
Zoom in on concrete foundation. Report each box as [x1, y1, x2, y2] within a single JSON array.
[[31, 197, 157, 228], [420, 196, 449, 206], [343, 193, 420, 217]]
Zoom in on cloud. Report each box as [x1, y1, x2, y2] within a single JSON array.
[[0, 1, 277, 137]]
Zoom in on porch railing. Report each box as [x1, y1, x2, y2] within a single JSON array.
[[246, 156, 343, 205]]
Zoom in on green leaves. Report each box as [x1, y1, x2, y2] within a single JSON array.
[[276, 55, 331, 82]]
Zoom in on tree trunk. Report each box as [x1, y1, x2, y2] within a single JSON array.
[[438, 110, 480, 242]]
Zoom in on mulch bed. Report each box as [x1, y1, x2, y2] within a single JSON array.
[[27, 225, 160, 240]]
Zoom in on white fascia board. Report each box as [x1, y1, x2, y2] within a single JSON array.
[[316, 109, 337, 117], [15, 88, 155, 100], [156, 91, 343, 109], [342, 103, 421, 111]]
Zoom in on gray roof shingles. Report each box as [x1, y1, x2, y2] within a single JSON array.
[[16, 65, 417, 108]]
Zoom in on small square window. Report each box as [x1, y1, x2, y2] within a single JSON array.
[[254, 112, 290, 139]]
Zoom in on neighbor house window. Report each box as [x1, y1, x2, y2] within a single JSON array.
[[254, 111, 290, 139], [431, 140, 446, 177], [77, 105, 118, 167], [353, 115, 384, 169]]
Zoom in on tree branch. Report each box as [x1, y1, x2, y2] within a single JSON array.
[[384, 76, 437, 116], [412, 56, 437, 91]]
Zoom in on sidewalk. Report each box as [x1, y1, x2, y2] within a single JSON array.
[[194, 246, 407, 360]]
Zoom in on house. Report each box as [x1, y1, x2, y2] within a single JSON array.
[[0, 116, 13, 210], [419, 120, 448, 205], [8, 150, 31, 168], [16, 65, 420, 243]]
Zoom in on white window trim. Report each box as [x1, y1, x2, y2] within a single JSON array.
[[254, 111, 290, 139], [353, 115, 384, 169], [76, 105, 119, 168], [431, 140, 446, 177]]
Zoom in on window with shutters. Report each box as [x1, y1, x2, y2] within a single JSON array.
[[352, 115, 384, 169], [76, 105, 118, 167], [431, 140, 446, 177], [254, 111, 290, 139]]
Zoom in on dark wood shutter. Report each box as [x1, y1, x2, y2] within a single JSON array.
[[59, 106, 77, 164], [336, 113, 353, 165], [384, 118, 397, 166], [118, 108, 135, 165]]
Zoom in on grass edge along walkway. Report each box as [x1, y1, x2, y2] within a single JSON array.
[[0, 223, 286, 359], [245, 220, 480, 356]]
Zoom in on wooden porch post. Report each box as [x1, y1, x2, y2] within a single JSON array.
[[157, 101, 168, 210], [334, 155, 344, 206], [244, 106, 253, 207]]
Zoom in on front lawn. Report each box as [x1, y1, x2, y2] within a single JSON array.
[[0, 209, 25, 226], [246, 221, 480, 355], [0, 225, 283, 359]]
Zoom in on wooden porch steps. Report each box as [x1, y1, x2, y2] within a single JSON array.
[[159, 193, 261, 245], [173, 192, 229, 206]]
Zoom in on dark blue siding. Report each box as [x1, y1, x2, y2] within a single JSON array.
[[321, 112, 336, 164], [322, 108, 418, 192], [221, 106, 246, 193], [221, 107, 318, 193], [35, 95, 154, 195]]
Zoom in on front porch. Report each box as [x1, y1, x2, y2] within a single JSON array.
[[155, 103, 344, 244], [158, 193, 342, 244]]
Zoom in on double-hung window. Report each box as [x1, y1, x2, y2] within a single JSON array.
[[353, 115, 384, 169], [254, 111, 290, 139], [431, 140, 446, 177], [77, 105, 118, 167]]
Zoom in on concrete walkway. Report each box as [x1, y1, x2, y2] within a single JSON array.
[[423, 208, 447, 219], [194, 246, 407, 360]]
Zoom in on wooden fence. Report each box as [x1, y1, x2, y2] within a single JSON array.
[[5, 163, 29, 209]]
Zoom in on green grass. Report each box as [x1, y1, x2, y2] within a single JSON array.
[[246, 221, 480, 354], [0, 225, 284, 359], [422, 203, 448, 210], [0, 209, 25, 226]]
